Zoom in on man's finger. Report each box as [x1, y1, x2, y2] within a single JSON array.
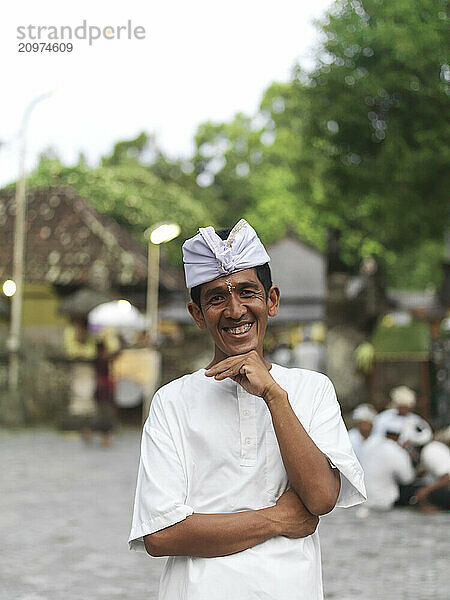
[[204, 350, 261, 376], [205, 357, 245, 376], [213, 365, 246, 381]]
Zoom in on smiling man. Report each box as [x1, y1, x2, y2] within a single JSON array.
[[128, 220, 366, 599]]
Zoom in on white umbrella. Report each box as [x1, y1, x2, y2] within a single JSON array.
[[88, 300, 147, 331]]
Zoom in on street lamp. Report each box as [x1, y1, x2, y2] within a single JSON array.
[[142, 222, 180, 423], [7, 91, 53, 395], [144, 222, 180, 343], [3, 280, 17, 297]]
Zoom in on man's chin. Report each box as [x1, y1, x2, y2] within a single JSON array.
[[223, 342, 258, 357]]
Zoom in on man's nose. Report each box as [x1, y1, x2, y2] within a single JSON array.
[[224, 293, 246, 319]]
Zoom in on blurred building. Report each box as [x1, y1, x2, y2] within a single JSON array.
[[0, 186, 181, 339], [0, 186, 183, 424], [267, 237, 326, 323], [262, 237, 327, 370]]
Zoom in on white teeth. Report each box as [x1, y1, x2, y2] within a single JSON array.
[[226, 323, 252, 335]]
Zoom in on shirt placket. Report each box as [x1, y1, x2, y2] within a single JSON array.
[[237, 385, 257, 467]]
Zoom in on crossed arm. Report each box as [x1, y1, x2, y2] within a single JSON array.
[[144, 351, 340, 558], [144, 489, 319, 558], [413, 473, 450, 505]]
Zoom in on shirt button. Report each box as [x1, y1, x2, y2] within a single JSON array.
[[245, 437, 252, 445], [242, 410, 250, 416]]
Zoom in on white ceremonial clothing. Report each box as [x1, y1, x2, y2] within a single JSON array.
[[129, 365, 365, 600], [372, 408, 430, 441], [359, 436, 415, 510], [348, 428, 369, 461], [292, 341, 326, 373], [421, 441, 450, 480]]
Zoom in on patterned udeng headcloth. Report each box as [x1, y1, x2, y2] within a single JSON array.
[[182, 219, 270, 288]]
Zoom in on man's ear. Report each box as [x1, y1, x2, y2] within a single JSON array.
[[188, 301, 207, 329], [267, 285, 280, 318]]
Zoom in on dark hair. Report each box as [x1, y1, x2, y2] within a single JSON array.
[[190, 228, 272, 308]]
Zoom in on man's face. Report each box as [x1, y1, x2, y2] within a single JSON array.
[[358, 421, 373, 439], [188, 268, 279, 363]]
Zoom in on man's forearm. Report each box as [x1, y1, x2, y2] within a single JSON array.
[[145, 508, 277, 558], [264, 385, 340, 515], [418, 473, 450, 499], [144, 494, 318, 558]]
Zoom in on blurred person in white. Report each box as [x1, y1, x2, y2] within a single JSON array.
[[128, 220, 366, 600], [291, 324, 326, 373], [348, 403, 377, 460], [359, 417, 415, 510], [372, 385, 432, 441], [404, 424, 450, 512]]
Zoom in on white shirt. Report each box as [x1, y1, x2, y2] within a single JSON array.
[[359, 436, 415, 510], [372, 408, 431, 441], [348, 428, 369, 461], [129, 365, 366, 600], [421, 441, 450, 480]]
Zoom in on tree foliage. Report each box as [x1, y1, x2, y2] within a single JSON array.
[[178, 86, 329, 251], [182, 0, 448, 288], [296, 0, 449, 275], [5, 0, 446, 289]]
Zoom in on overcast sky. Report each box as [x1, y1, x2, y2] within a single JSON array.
[[0, 0, 331, 188]]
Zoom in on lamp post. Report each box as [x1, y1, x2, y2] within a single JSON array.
[[142, 222, 180, 422], [144, 222, 181, 344], [7, 91, 53, 396]]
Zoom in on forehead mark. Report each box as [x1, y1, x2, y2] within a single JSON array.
[[225, 279, 234, 294]]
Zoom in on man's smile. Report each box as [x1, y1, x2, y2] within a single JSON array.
[[222, 322, 254, 336]]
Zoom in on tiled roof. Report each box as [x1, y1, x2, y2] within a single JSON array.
[[0, 186, 180, 290]]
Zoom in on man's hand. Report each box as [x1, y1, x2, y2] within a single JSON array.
[[267, 488, 319, 538], [205, 350, 281, 401], [412, 474, 450, 505], [413, 487, 430, 504]]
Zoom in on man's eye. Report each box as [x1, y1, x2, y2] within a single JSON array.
[[241, 289, 256, 297], [209, 295, 224, 304]]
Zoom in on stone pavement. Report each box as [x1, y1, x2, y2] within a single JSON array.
[[1, 429, 448, 600]]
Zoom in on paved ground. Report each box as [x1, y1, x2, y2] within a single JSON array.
[[1, 429, 448, 600]]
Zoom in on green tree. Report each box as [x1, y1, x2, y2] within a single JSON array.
[[245, 82, 328, 250], [189, 114, 266, 224], [292, 0, 448, 282], [179, 87, 328, 250]]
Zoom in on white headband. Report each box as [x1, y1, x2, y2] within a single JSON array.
[[352, 404, 377, 423], [182, 219, 270, 289], [390, 385, 416, 408]]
